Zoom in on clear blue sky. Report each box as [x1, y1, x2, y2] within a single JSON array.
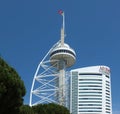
[[0, 0, 120, 113]]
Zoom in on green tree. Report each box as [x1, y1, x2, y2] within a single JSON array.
[[19, 105, 34, 114], [0, 57, 26, 114], [32, 103, 70, 114]]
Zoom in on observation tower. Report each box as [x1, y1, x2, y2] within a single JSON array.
[[29, 10, 76, 107]]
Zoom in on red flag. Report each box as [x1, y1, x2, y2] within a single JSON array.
[[58, 10, 64, 15]]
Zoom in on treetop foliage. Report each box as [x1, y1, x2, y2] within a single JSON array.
[[0, 57, 26, 114], [32, 103, 70, 114]]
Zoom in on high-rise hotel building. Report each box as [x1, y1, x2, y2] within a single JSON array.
[[70, 66, 112, 114]]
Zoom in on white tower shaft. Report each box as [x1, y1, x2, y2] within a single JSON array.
[[58, 60, 66, 105], [58, 11, 66, 105]]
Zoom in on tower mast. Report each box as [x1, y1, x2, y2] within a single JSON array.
[[59, 10, 65, 46]]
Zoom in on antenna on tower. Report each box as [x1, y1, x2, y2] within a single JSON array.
[[58, 10, 65, 46]]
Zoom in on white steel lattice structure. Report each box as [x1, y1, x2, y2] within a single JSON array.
[[29, 10, 76, 107]]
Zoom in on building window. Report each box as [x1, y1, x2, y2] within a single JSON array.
[[106, 75, 109, 78], [79, 82, 102, 84], [79, 73, 102, 76]]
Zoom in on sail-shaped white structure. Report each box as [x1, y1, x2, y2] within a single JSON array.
[[29, 11, 76, 107]]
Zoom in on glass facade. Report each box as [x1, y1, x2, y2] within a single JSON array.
[[50, 49, 76, 57]]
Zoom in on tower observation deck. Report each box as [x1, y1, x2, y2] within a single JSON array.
[[29, 10, 76, 107]]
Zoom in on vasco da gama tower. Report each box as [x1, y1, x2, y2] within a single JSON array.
[[29, 10, 76, 108], [29, 11, 112, 114]]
